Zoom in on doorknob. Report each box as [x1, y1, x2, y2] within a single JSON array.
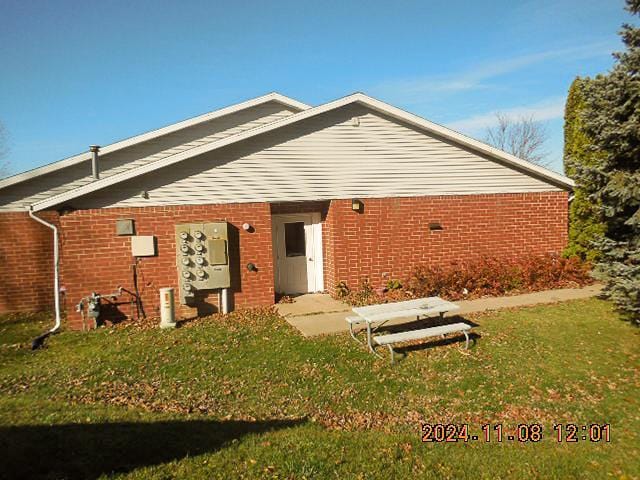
[[308, 258, 313, 261]]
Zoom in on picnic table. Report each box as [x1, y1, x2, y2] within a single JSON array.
[[347, 297, 471, 362]]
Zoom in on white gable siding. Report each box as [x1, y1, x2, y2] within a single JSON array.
[[74, 104, 562, 210], [0, 101, 297, 211]]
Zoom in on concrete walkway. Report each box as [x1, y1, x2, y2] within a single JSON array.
[[279, 284, 603, 337]]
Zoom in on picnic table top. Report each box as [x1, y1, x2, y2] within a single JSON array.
[[352, 296, 459, 322]]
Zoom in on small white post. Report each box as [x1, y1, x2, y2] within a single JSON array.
[[221, 288, 230, 314], [159, 287, 176, 328]]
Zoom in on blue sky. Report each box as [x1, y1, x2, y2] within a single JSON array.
[[0, 0, 632, 176]]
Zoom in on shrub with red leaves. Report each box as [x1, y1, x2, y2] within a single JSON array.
[[408, 254, 593, 301], [337, 254, 593, 305]]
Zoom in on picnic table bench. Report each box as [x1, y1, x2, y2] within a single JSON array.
[[347, 297, 471, 363], [373, 322, 471, 363]]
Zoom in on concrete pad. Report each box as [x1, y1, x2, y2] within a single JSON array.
[[284, 284, 603, 337], [453, 284, 603, 317], [276, 293, 349, 317], [287, 311, 353, 337]]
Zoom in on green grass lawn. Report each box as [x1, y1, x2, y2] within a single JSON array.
[[0, 299, 638, 479]]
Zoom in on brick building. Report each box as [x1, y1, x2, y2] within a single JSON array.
[[0, 93, 573, 329]]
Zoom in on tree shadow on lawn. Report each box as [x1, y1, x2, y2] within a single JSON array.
[[0, 417, 306, 480]]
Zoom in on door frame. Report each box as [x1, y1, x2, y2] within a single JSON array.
[[272, 212, 324, 294]]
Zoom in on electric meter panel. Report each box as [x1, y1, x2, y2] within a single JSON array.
[[175, 221, 230, 304]]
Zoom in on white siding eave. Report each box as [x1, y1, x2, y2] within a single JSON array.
[[0, 92, 309, 191], [1, 101, 299, 212], [69, 105, 566, 210], [30, 94, 573, 212]]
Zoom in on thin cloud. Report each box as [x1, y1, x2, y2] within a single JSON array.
[[373, 40, 614, 101], [446, 97, 566, 133]]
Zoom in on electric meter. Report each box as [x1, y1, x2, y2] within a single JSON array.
[[175, 222, 230, 304]]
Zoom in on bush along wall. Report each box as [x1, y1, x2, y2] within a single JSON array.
[[335, 254, 593, 306]]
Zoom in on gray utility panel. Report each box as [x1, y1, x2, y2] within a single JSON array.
[[175, 222, 230, 304]]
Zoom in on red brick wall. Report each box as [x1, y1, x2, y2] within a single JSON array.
[[323, 192, 569, 294], [0, 211, 59, 313], [0, 192, 569, 329], [58, 203, 274, 330], [323, 204, 337, 292]]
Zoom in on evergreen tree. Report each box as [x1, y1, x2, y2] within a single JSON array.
[[563, 77, 606, 261], [579, 0, 640, 324]]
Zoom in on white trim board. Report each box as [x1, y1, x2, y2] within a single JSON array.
[[0, 92, 310, 190], [30, 92, 574, 211]]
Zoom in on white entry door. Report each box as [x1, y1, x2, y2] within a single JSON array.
[[272, 213, 324, 295]]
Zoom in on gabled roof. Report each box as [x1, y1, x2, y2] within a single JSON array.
[[30, 92, 574, 211], [0, 92, 310, 190]]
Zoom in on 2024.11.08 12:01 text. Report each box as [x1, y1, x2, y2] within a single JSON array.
[[420, 423, 611, 443]]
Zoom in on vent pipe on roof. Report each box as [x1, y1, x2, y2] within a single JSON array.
[[90, 145, 100, 180]]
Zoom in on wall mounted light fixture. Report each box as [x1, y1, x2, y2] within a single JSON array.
[[352, 198, 364, 213]]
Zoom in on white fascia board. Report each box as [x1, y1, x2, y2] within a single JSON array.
[[31, 93, 573, 211], [1, 92, 310, 190]]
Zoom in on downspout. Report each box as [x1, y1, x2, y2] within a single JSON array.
[[28, 206, 61, 349], [567, 192, 575, 247]]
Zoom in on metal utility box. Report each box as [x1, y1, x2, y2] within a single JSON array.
[[175, 222, 230, 304], [131, 235, 156, 256], [115, 218, 135, 236]]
